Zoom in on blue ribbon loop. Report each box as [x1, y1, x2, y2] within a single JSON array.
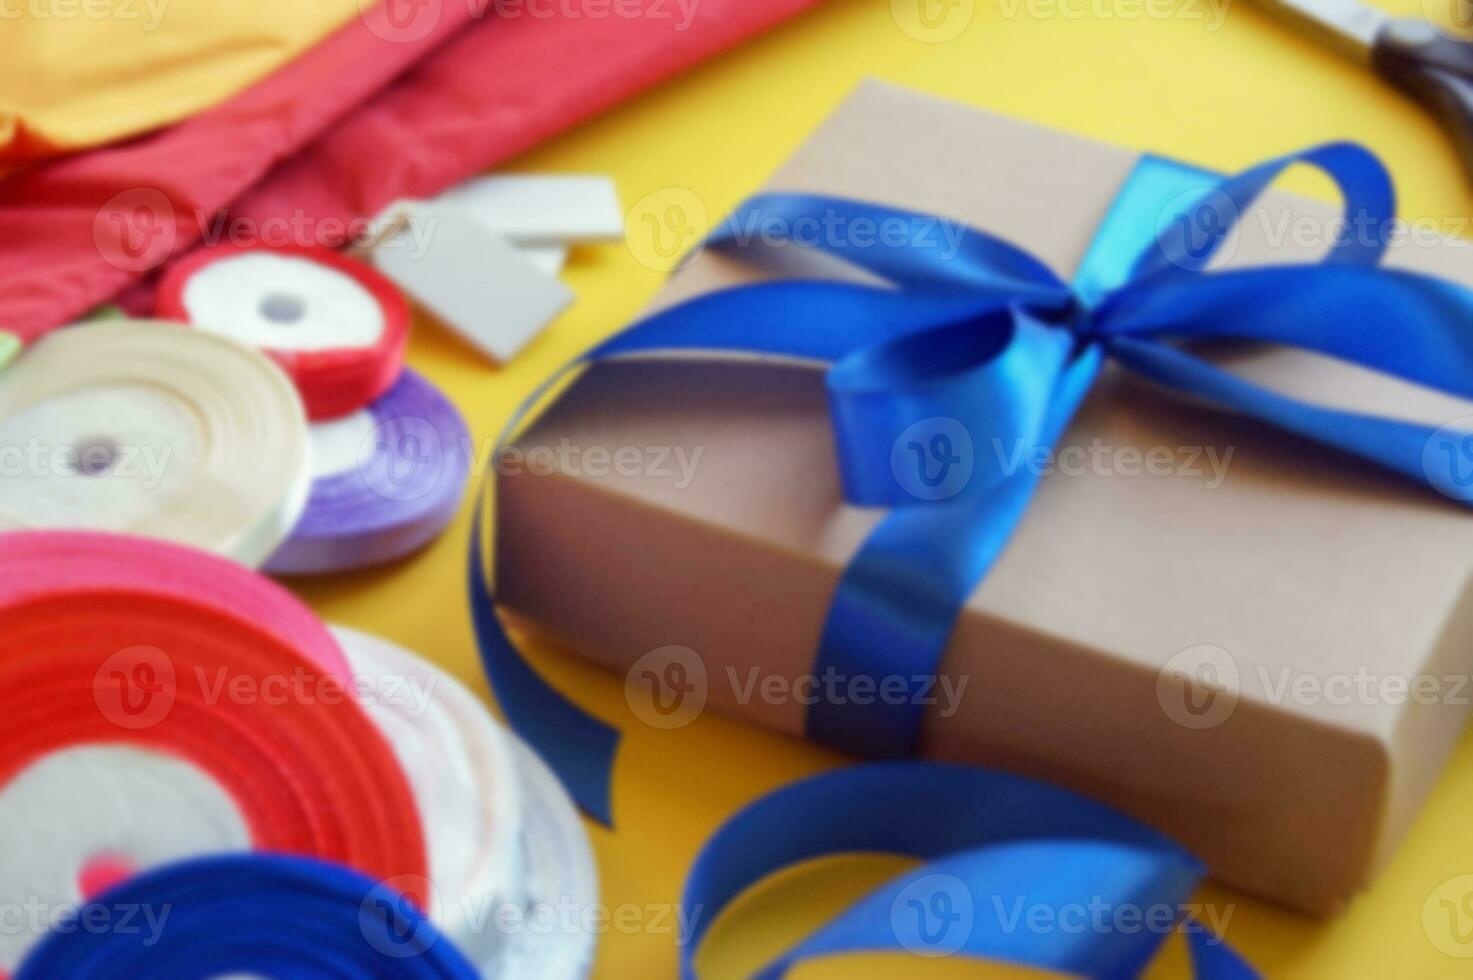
[[468, 141, 1473, 976], [682, 763, 1251, 980]]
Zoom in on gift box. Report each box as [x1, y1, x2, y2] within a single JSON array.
[[495, 80, 1473, 914]]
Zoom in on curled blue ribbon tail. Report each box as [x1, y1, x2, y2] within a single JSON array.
[[681, 764, 1247, 980], [468, 508, 620, 825]]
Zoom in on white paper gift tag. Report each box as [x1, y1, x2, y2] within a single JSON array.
[[371, 201, 574, 363], [439, 175, 624, 243], [518, 243, 570, 276]]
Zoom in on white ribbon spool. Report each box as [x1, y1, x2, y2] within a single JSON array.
[[0, 744, 252, 972], [503, 733, 601, 979], [178, 251, 388, 354], [0, 320, 310, 566], [334, 626, 598, 978]]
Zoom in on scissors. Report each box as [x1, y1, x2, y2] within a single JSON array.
[[1258, 0, 1473, 181]]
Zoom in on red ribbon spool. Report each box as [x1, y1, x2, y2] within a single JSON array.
[[156, 243, 410, 421], [0, 532, 427, 907]]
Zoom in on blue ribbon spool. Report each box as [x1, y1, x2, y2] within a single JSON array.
[[16, 853, 479, 979], [468, 140, 1473, 976]]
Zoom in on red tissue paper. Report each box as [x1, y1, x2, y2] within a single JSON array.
[[0, 0, 819, 343]]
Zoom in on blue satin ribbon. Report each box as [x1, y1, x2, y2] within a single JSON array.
[[468, 141, 1473, 976], [682, 763, 1257, 979], [16, 854, 479, 979]]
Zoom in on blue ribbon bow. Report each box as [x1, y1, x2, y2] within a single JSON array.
[[469, 142, 1473, 977]]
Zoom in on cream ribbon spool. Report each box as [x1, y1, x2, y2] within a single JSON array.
[[0, 320, 310, 566], [334, 626, 598, 978]]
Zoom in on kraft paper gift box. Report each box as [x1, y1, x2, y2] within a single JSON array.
[[496, 80, 1473, 914]]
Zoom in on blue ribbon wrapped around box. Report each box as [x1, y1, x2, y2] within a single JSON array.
[[484, 81, 1473, 917]]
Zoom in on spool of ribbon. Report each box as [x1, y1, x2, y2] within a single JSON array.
[[0, 530, 427, 973], [1, 530, 347, 677], [15, 854, 479, 979], [266, 369, 471, 576], [156, 243, 411, 421], [336, 626, 598, 978], [0, 319, 311, 568], [502, 724, 601, 979]]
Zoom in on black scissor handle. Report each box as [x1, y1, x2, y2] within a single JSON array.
[[1374, 19, 1473, 182]]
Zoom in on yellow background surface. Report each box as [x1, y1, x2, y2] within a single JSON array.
[[293, 0, 1473, 976]]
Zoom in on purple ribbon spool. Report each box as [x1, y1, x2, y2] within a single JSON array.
[[266, 368, 470, 575]]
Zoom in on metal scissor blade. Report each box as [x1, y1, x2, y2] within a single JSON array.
[[1258, 0, 1391, 61]]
